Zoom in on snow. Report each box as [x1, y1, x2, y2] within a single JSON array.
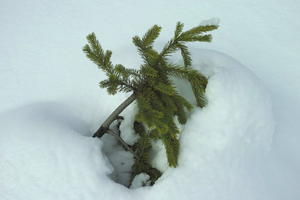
[[199, 18, 220, 26], [0, 50, 275, 200], [1, 0, 300, 199], [127, 50, 274, 200], [130, 173, 151, 189], [101, 134, 134, 187], [0, 104, 133, 200]]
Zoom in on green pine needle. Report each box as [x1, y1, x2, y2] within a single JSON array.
[[83, 21, 218, 172]]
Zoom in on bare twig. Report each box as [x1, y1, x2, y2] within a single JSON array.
[[107, 129, 136, 157], [93, 93, 136, 138]]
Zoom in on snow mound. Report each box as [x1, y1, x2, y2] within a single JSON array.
[[0, 50, 274, 200], [140, 50, 274, 200]]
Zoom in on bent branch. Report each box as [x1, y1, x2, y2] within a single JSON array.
[[93, 93, 136, 138], [107, 129, 136, 156]]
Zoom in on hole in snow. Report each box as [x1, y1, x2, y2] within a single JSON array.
[[100, 119, 166, 188], [101, 132, 134, 187]]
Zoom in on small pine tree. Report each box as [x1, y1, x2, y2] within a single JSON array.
[[83, 22, 218, 171]]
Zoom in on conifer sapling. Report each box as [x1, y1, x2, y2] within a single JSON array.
[[83, 22, 218, 172]]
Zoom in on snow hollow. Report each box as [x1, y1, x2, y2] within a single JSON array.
[[0, 49, 274, 200]]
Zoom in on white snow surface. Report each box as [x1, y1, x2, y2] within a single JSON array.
[[130, 173, 151, 189], [1, 0, 300, 199], [0, 50, 274, 200]]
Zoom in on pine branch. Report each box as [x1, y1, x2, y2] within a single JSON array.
[[156, 23, 218, 68], [180, 24, 218, 39], [142, 25, 162, 47], [165, 63, 207, 84], [84, 33, 139, 95], [83, 33, 113, 72], [83, 21, 218, 170], [174, 22, 184, 38], [176, 43, 192, 67]]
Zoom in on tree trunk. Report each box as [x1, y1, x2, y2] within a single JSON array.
[[93, 93, 136, 138]]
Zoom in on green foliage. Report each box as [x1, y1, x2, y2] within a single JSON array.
[[83, 33, 140, 95], [83, 22, 218, 171], [131, 121, 162, 185]]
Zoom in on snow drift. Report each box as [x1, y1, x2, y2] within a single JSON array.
[[0, 50, 274, 200]]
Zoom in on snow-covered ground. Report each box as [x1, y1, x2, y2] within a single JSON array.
[[1, 0, 299, 199]]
